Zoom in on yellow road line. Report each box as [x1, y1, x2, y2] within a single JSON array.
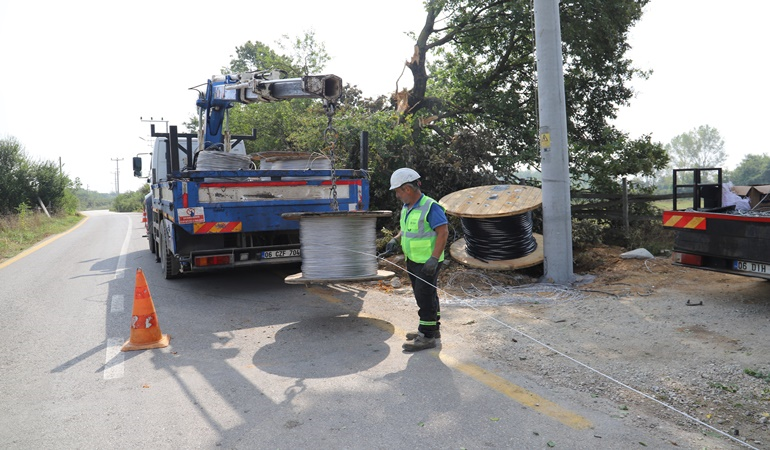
[[438, 352, 593, 430], [306, 285, 342, 303], [308, 285, 593, 430], [0, 216, 89, 270]]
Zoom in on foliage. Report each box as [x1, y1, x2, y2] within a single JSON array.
[[220, 8, 671, 237], [666, 124, 727, 169], [571, 218, 605, 250], [33, 160, 70, 212], [729, 154, 770, 185], [0, 211, 83, 261], [0, 136, 75, 214], [399, 0, 668, 190], [225, 34, 329, 76], [214, 34, 334, 155], [71, 185, 116, 211], [744, 368, 770, 383], [275, 30, 330, 76], [0, 136, 33, 214], [112, 184, 150, 212]]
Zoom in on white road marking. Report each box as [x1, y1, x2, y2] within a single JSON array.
[[105, 216, 133, 380], [103, 338, 125, 380], [115, 216, 131, 279], [111, 294, 124, 313]]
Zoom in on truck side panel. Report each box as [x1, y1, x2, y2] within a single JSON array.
[[663, 210, 770, 280], [673, 219, 770, 263]]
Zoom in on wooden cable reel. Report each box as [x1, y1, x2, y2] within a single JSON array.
[[439, 185, 544, 271]]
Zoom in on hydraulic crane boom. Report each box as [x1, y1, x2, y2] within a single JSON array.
[[195, 70, 342, 150]]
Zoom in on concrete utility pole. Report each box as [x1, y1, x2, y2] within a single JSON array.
[[534, 0, 574, 284], [111, 157, 123, 194]]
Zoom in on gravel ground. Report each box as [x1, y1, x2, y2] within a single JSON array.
[[381, 246, 770, 449]]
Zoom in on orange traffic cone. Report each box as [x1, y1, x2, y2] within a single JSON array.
[[141, 210, 147, 223], [121, 268, 170, 352]]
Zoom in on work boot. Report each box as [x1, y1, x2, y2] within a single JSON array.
[[406, 330, 441, 340], [402, 335, 436, 352]]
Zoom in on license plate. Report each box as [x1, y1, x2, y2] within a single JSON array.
[[262, 249, 301, 259], [733, 260, 769, 275]]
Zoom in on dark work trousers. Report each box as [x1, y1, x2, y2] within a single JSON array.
[[406, 258, 441, 338]]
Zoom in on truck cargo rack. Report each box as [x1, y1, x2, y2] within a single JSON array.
[[672, 167, 722, 211]]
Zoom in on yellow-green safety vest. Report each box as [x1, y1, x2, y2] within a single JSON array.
[[400, 195, 445, 264]]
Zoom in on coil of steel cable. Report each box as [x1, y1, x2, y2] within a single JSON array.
[[298, 215, 379, 279], [282, 211, 395, 284], [270, 155, 331, 180], [196, 150, 252, 171], [460, 212, 538, 262]]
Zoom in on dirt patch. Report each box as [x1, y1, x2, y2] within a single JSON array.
[[380, 245, 770, 448]]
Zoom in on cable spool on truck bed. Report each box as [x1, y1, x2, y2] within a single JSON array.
[[440, 185, 544, 271]]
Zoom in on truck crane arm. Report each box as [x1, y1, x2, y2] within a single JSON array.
[[195, 70, 342, 149]]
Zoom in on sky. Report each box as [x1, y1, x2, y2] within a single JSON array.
[[1, 1, 768, 194]]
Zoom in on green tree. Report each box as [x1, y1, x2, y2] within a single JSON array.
[[666, 124, 727, 169], [1, 137, 75, 215], [730, 154, 770, 185], [205, 33, 334, 154], [0, 136, 33, 214], [395, 0, 667, 191], [31, 159, 71, 212], [226, 40, 294, 75], [276, 30, 330, 75], [112, 184, 150, 212]]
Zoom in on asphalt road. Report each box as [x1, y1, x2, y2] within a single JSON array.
[[0, 210, 692, 449]]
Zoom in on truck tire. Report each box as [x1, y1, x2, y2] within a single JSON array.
[[160, 224, 181, 279]]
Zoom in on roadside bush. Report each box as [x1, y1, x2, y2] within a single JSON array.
[[571, 218, 605, 250], [112, 185, 150, 212], [624, 220, 674, 255]]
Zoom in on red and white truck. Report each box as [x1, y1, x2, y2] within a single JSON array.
[[662, 168, 770, 280]]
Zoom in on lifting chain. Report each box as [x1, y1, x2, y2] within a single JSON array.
[[323, 101, 339, 211]]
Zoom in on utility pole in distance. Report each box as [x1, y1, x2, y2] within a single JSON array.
[[534, 0, 574, 285], [111, 157, 124, 194]]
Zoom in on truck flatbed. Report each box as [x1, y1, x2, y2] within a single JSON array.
[[662, 169, 770, 280]]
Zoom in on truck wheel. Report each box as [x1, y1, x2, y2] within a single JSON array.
[[160, 224, 181, 279]]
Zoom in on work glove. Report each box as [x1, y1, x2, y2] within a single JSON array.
[[385, 238, 399, 255], [422, 256, 439, 277]]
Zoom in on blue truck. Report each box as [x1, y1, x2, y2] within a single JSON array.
[[133, 71, 370, 278]]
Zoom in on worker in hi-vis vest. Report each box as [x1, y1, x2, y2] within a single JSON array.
[[385, 168, 449, 352]]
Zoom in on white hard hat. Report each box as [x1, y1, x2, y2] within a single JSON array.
[[390, 168, 421, 190]]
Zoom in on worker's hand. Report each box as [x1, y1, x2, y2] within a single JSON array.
[[422, 256, 439, 277], [385, 238, 399, 255]]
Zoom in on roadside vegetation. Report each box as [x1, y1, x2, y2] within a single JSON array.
[[0, 207, 83, 262]]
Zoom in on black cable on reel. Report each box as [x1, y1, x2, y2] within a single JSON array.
[[460, 212, 538, 261]]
